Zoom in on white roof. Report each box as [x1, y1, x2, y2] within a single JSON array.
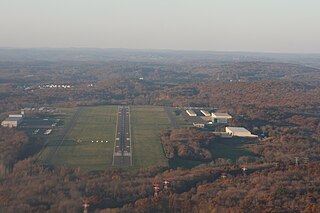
[[212, 113, 232, 118], [9, 114, 23, 118], [226, 127, 250, 133]]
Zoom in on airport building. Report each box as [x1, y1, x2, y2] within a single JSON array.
[[1, 114, 24, 128], [186, 109, 197, 117], [226, 127, 258, 138], [1, 117, 22, 128], [200, 110, 211, 117], [9, 114, 23, 118], [212, 113, 232, 124], [193, 123, 205, 128]]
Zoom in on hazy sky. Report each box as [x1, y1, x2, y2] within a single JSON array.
[[0, 0, 319, 53]]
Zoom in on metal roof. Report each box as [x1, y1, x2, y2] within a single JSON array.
[[212, 113, 232, 118]]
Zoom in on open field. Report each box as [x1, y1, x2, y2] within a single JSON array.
[[39, 105, 171, 170], [209, 138, 257, 161], [170, 138, 257, 168], [169, 157, 203, 169], [131, 106, 170, 168], [40, 106, 117, 170], [37, 108, 78, 161]]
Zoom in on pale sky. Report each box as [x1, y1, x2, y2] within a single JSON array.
[[0, 0, 319, 53]]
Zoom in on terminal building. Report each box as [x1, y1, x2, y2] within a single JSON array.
[[226, 127, 258, 138], [1, 115, 23, 128], [212, 113, 232, 124]]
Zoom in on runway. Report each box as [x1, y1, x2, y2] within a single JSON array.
[[112, 106, 132, 167]]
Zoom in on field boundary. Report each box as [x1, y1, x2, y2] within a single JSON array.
[[112, 106, 120, 166], [129, 106, 133, 166]]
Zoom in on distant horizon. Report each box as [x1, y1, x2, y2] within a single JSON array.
[[0, 46, 320, 55]]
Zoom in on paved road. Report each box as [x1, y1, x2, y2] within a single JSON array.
[[112, 106, 132, 167], [164, 107, 179, 128]]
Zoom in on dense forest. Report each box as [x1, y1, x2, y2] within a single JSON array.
[[1, 157, 319, 212], [161, 129, 216, 161]]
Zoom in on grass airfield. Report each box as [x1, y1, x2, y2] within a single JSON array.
[[43, 106, 117, 170], [41, 105, 170, 170]]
